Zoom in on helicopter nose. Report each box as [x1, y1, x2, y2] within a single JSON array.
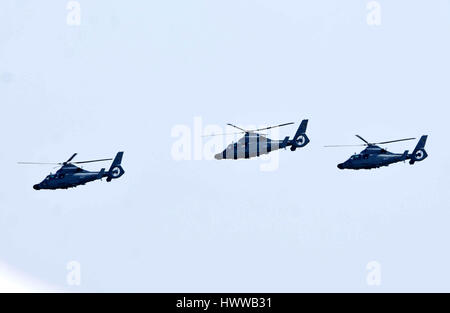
[[337, 163, 344, 170], [214, 153, 223, 160], [33, 184, 40, 190]]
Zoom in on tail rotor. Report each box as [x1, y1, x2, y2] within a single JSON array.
[[107, 152, 125, 182], [290, 119, 310, 151], [409, 136, 428, 165]]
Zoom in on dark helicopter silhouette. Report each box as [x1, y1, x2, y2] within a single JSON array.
[[326, 135, 428, 170], [19, 152, 125, 190], [209, 120, 310, 160]]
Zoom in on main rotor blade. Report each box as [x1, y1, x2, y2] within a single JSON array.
[[355, 135, 370, 144], [252, 122, 294, 132], [18, 162, 62, 165], [206, 121, 294, 137], [202, 131, 246, 137], [374, 137, 416, 145], [202, 131, 269, 138], [66, 153, 78, 163], [19, 155, 112, 165], [226, 123, 248, 132], [72, 158, 113, 164], [324, 144, 366, 148]]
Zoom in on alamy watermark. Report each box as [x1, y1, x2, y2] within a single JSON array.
[[66, 1, 81, 26], [66, 260, 81, 286], [366, 1, 382, 27], [366, 261, 382, 286]]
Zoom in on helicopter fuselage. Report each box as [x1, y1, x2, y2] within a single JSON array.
[[215, 120, 310, 160], [215, 137, 286, 160], [333, 135, 428, 170], [31, 152, 125, 190], [33, 165, 108, 190], [337, 147, 410, 170], [215, 136, 309, 160]]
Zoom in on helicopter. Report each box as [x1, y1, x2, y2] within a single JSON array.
[[211, 119, 310, 160], [19, 152, 125, 190], [325, 135, 428, 170]]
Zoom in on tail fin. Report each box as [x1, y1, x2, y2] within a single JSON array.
[[107, 152, 125, 182], [296, 119, 308, 135], [409, 135, 428, 165], [290, 119, 310, 151]]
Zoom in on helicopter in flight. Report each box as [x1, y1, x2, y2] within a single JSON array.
[[19, 152, 125, 190], [211, 119, 310, 160], [326, 135, 428, 170]]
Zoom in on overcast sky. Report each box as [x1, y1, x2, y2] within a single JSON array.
[[1, 0, 449, 292]]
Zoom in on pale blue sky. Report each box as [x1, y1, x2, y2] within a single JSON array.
[[1, 0, 450, 291]]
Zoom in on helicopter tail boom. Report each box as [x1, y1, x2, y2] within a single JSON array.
[[280, 136, 290, 149], [106, 152, 125, 182], [401, 150, 409, 161], [98, 168, 106, 179], [409, 135, 428, 165]]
